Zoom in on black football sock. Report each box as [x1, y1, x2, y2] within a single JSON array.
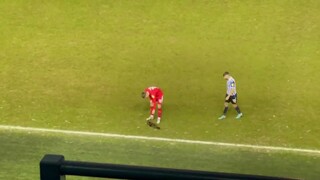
[[223, 107, 228, 115], [235, 106, 241, 114]]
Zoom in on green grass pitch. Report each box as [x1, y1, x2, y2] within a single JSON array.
[[0, 0, 320, 179]]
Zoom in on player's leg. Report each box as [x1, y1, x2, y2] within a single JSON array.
[[218, 102, 228, 120], [218, 95, 229, 120], [223, 102, 229, 115], [147, 101, 155, 121], [232, 103, 243, 119], [232, 103, 241, 113], [156, 96, 163, 124], [157, 103, 162, 124], [231, 95, 243, 119]]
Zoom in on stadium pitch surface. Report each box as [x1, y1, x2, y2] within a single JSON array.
[[0, 0, 319, 179], [1, 126, 320, 180]]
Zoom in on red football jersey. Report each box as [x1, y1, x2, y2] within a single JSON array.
[[145, 87, 163, 103]]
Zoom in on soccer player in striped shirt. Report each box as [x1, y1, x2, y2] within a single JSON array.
[[218, 72, 243, 120]]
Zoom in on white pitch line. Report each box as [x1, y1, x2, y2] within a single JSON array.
[[0, 125, 320, 155]]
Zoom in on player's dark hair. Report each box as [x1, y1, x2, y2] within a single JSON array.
[[223, 71, 230, 77], [141, 92, 146, 98]]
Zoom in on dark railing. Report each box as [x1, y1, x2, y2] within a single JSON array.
[[40, 154, 294, 180]]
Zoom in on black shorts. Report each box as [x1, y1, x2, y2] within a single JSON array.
[[225, 94, 237, 104]]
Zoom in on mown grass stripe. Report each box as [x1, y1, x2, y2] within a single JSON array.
[[1, 125, 320, 155]]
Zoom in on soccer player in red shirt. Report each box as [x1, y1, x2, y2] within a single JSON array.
[[141, 86, 164, 124]]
